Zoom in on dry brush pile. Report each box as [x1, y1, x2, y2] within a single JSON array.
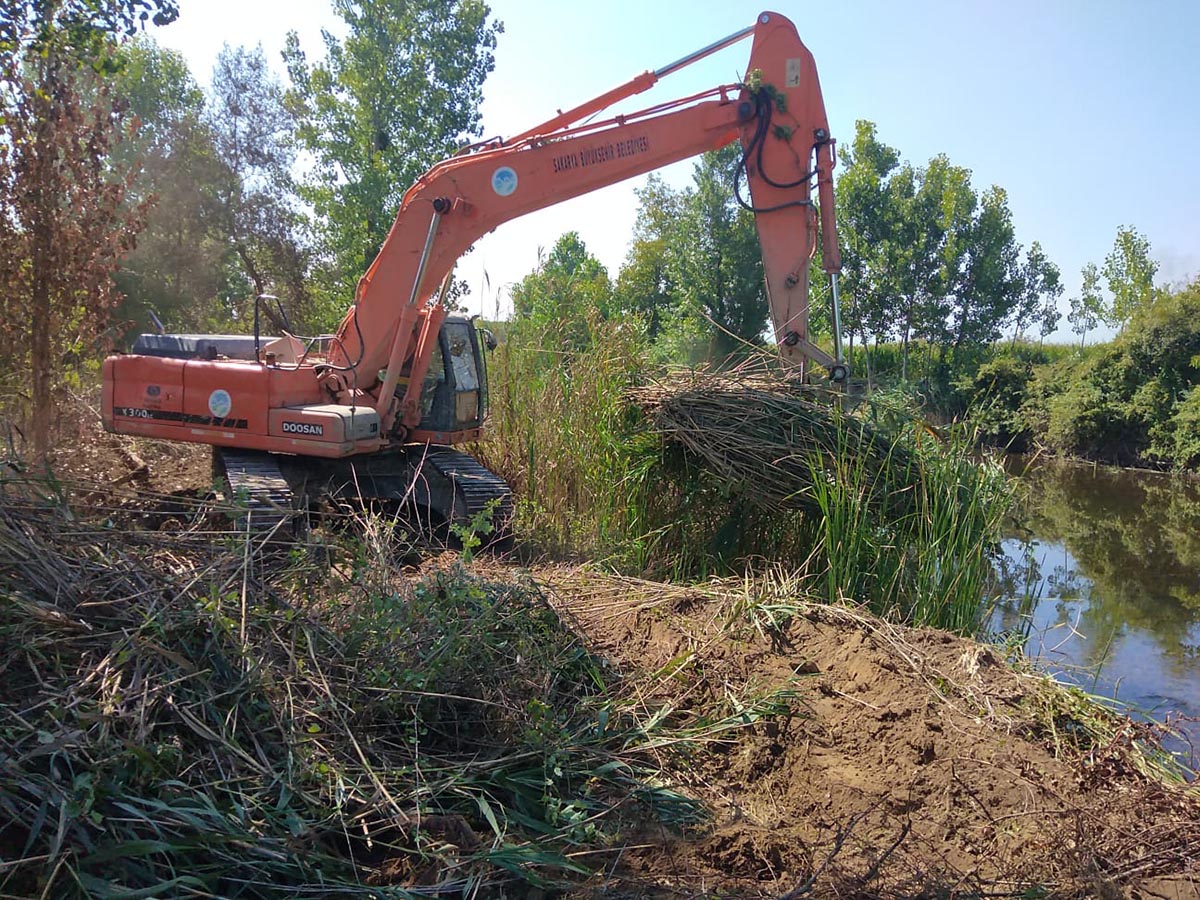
[[622, 364, 1013, 632], [0, 478, 754, 898], [627, 366, 909, 515]]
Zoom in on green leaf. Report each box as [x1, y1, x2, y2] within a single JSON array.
[[475, 793, 502, 838]]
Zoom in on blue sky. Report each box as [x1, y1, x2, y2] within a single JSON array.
[[159, 0, 1200, 339]]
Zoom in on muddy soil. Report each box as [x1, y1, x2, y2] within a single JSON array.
[[538, 571, 1200, 899]]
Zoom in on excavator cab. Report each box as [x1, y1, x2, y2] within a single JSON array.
[[416, 316, 491, 435]]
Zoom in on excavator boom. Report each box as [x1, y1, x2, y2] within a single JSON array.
[[328, 9, 844, 432]]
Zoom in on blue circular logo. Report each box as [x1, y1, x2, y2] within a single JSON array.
[[491, 166, 518, 197], [208, 389, 232, 418]]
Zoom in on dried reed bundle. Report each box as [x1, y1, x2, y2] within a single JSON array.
[[628, 363, 912, 513]]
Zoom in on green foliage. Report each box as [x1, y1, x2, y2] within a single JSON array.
[[448, 498, 500, 563], [484, 316, 1015, 632], [0, 9, 170, 455], [283, 0, 500, 311], [1020, 277, 1200, 468], [511, 232, 614, 350], [1011, 240, 1063, 343], [0, 0, 178, 70], [686, 407, 1012, 633], [614, 235, 673, 341], [944, 183, 1022, 350], [206, 44, 316, 332], [954, 353, 1036, 449], [1103, 225, 1158, 326], [836, 120, 1054, 374], [1067, 261, 1108, 347], [1036, 346, 1141, 464], [619, 146, 769, 357], [1169, 386, 1200, 469], [108, 38, 230, 333], [899, 427, 1014, 632]]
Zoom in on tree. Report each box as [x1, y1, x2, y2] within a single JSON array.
[[1010, 240, 1063, 345], [945, 185, 1023, 355], [0, 0, 178, 459], [613, 174, 682, 342], [613, 235, 673, 341], [835, 121, 1048, 378], [283, 0, 500, 312], [670, 146, 767, 350], [108, 38, 228, 333], [903, 154, 976, 372], [1067, 262, 1106, 348], [620, 145, 768, 358], [1103, 225, 1158, 327], [0, 0, 178, 68], [511, 232, 612, 351], [207, 44, 312, 330], [833, 121, 903, 376], [1036, 292, 1063, 344]]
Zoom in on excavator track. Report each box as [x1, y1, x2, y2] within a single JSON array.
[[284, 446, 513, 543], [215, 448, 297, 538], [423, 449, 514, 534]]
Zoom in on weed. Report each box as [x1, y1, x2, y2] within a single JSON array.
[[448, 497, 500, 563]]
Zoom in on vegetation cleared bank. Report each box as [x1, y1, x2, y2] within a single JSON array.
[[2, 427, 1198, 897]]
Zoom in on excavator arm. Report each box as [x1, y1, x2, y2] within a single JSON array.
[[326, 10, 845, 433]]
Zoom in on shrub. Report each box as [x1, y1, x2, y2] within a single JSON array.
[[1015, 279, 1200, 468], [1168, 385, 1200, 469], [954, 353, 1035, 450]]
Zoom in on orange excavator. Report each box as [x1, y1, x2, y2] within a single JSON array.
[[102, 10, 846, 533]]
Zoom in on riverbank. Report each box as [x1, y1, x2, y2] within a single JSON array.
[[539, 566, 1199, 897], [1, 445, 1198, 896]]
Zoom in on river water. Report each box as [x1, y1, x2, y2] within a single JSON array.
[[991, 458, 1200, 771]]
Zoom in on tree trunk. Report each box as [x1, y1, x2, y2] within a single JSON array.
[[29, 66, 55, 463], [866, 332, 876, 389], [31, 233, 52, 463]]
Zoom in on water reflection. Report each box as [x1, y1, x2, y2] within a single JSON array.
[[992, 458, 1200, 765]]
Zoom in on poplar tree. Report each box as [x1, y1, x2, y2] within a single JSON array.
[[283, 0, 501, 315]]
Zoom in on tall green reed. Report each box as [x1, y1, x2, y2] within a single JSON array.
[[801, 415, 1013, 632], [478, 313, 650, 559], [483, 322, 1015, 634]]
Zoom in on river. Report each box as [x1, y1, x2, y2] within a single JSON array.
[[992, 457, 1200, 772]]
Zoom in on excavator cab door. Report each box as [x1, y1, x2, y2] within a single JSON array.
[[416, 317, 487, 434]]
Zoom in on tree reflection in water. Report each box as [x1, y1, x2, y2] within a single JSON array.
[[989, 458, 1200, 764]]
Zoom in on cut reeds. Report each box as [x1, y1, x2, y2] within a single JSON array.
[[627, 362, 912, 515], [0, 478, 719, 897]]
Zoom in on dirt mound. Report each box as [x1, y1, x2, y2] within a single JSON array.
[[0, 389, 207, 495], [41, 392, 211, 493], [539, 569, 1200, 898]]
